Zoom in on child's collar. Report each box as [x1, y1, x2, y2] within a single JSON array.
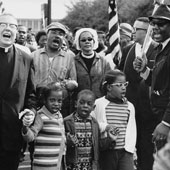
[[74, 112, 92, 121], [41, 106, 61, 119], [105, 96, 127, 104]]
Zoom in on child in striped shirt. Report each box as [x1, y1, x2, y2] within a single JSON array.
[[22, 82, 65, 170], [92, 70, 137, 170]]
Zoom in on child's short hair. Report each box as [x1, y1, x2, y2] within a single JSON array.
[[36, 82, 64, 108], [43, 82, 63, 99], [77, 89, 96, 102], [101, 70, 126, 95]]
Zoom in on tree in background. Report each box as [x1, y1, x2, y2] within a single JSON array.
[[61, 0, 154, 33], [61, 0, 108, 32], [118, 0, 153, 24]]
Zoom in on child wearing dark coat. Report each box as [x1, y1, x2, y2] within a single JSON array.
[[64, 89, 118, 170]]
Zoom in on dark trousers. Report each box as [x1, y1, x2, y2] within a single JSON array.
[[0, 149, 20, 170], [136, 112, 162, 170], [100, 149, 134, 170]]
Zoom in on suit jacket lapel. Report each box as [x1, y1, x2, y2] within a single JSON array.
[[146, 42, 157, 58]]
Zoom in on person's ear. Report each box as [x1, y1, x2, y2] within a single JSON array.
[[107, 84, 112, 91]]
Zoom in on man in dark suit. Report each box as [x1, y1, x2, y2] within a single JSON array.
[[134, 4, 170, 170], [134, 4, 170, 144], [119, 17, 153, 108], [119, 17, 158, 170], [0, 13, 36, 170]]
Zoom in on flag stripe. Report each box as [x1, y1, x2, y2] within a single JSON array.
[[109, 24, 119, 42], [109, 8, 117, 20], [108, 0, 121, 65]]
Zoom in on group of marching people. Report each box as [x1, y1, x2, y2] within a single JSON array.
[[0, 3, 170, 170]]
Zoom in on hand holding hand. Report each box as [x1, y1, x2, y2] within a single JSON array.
[[152, 122, 170, 143], [65, 79, 78, 91], [21, 109, 35, 127], [66, 132, 78, 146], [106, 124, 116, 132], [108, 127, 119, 141]]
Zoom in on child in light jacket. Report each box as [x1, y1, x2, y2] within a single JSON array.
[[92, 70, 137, 170]]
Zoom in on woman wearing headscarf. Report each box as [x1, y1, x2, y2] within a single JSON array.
[[73, 28, 113, 99]]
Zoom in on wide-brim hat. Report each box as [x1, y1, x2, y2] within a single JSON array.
[[149, 4, 170, 21], [46, 22, 67, 34]]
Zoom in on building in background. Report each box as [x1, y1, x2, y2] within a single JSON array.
[[17, 1, 53, 33], [17, 19, 42, 33], [0, 0, 55, 33], [17, 18, 58, 33]]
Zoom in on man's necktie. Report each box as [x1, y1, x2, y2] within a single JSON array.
[[157, 43, 163, 53]]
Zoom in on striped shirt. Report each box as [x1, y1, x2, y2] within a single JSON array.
[[24, 106, 65, 170], [32, 47, 76, 87], [105, 102, 129, 149]]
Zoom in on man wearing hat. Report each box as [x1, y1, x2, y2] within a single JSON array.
[[119, 22, 134, 49], [133, 4, 170, 152], [119, 17, 158, 170], [31, 22, 77, 118]]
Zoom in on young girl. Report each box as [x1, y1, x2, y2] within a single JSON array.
[[22, 82, 65, 170], [64, 89, 118, 170], [92, 70, 137, 170]]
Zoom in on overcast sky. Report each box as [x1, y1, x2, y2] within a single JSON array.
[[2, 0, 80, 19]]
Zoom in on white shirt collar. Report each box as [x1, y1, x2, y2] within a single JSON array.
[[135, 43, 142, 58], [81, 51, 95, 59], [161, 38, 170, 50], [0, 45, 12, 53]]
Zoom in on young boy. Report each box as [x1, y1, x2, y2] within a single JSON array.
[[64, 89, 118, 170]]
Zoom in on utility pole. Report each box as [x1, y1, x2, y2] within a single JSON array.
[[0, 1, 5, 14], [41, 0, 51, 29], [47, 0, 51, 25]]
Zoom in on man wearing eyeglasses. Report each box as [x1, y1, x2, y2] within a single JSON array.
[[0, 13, 36, 170], [118, 17, 158, 170], [133, 4, 170, 151]]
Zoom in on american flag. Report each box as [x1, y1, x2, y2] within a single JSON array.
[[108, 0, 121, 66]]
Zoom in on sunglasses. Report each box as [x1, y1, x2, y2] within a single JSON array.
[[150, 21, 168, 27], [80, 37, 93, 42], [110, 81, 129, 88]]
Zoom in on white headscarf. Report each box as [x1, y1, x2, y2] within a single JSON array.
[[74, 28, 98, 51]]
